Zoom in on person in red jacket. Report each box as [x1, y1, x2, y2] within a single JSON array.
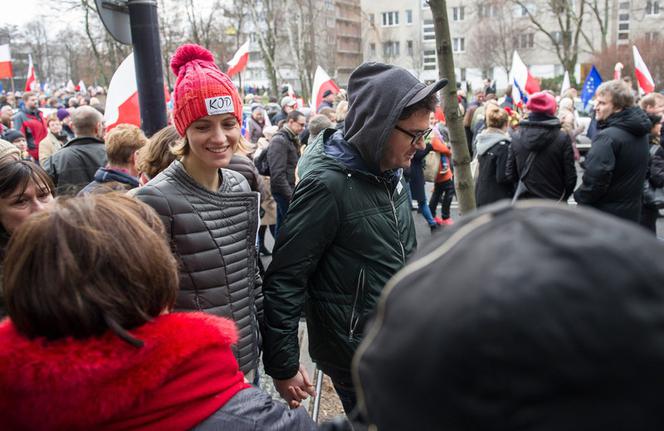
[[12, 92, 47, 163], [428, 120, 455, 225], [0, 193, 315, 431]]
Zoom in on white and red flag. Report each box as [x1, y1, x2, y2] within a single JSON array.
[[510, 50, 540, 104], [632, 46, 655, 95], [310, 66, 340, 111], [105, 52, 170, 132], [105, 53, 141, 131], [24, 54, 37, 92], [227, 40, 250, 77], [0, 45, 12, 79], [613, 62, 624, 80], [78, 80, 87, 95], [66, 79, 76, 92]]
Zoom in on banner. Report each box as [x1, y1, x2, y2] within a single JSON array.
[[581, 65, 603, 109]]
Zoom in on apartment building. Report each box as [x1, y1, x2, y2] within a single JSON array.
[[361, 0, 660, 90]]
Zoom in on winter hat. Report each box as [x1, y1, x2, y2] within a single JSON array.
[[56, 107, 70, 121], [3, 129, 25, 143], [0, 139, 21, 160], [526, 91, 557, 116], [355, 200, 664, 430], [170, 44, 243, 136], [280, 96, 296, 109]]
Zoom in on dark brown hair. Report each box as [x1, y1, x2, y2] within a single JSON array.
[[4, 193, 178, 344], [137, 125, 179, 179], [0, 158, 53, 200], [399, 93, 439, 120]]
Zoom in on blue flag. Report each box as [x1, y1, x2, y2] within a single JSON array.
[[581, 66, 603, 109], [0, 82, 3, 94]]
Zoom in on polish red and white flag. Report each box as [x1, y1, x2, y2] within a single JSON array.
[[310, 66, 340, 111], [24, 54, 37, 92], [105, 53, 141, 131], [227, 41, 250, 77], [633, 46, 655, 95], [105, 52, 171, 132], [0, 45, 13, 79]]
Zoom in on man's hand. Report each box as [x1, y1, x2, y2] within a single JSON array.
[[273, 363, 317, 408]]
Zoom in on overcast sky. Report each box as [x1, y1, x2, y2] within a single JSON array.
[[2, 0, 43, 26]]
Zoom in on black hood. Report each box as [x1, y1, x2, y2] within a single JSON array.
[[516, 113, 561, 152], [354, 200, 664, 431], [343, 62, 446, 173], [599, 105, 651, 137]]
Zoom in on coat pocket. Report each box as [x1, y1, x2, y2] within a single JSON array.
[[348, 266, 366, 342]]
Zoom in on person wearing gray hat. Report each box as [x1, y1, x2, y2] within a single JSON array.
[[262, 62, 447, 415]]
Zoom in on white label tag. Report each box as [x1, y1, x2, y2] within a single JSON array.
[[396, 181, 403, 195], [205, 96, 234, 115]]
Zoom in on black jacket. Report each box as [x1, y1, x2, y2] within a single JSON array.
[[475, 130, 514, 206], [267, 127, 299, 199], [43, 136, 107, 196], [355, 201, 664, 431], [506, 114, 576, 201], [574, 106, 651, 222], [648, 143, 664, 189]]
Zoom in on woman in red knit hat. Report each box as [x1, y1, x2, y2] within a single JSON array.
[[134, 44, 263, 380], [0, 194, 315, 430]]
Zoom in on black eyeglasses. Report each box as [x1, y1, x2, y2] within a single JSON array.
[[394, 125, 432, 146]]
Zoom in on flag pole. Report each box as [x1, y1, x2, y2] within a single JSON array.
[[238, 71, 243, 98]]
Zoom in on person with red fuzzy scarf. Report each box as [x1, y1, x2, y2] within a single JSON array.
[[0, 193, 314, 431]]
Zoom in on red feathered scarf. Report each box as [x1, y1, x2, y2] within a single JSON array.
[[0, 312, 250, 431]]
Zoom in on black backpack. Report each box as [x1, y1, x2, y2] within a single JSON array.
[[254, 149, 270, 176]]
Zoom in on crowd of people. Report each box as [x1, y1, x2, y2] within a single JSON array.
[[1, 41, 664, 430]]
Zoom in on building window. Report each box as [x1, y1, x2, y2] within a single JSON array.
[[478, 4, 497, 17], [618, 23, 629, 30], [460, 67, 467, 81], [407, 40, 414, 56], [453, 37, 465, 53], [552, 31, 562, 43], [512, 33, 535, 49], [646, 1, 660, 15], [618, 32, 629, 40], [422, 0, 429, 8], [423, 19, 435, 41], [383, 41, 400, 57], [646, 31, 660, 42], [618, 13, 630, 21], [382, 11, 400, 27], [370, 43, 376, 57], [423, 49, 436, 70], [514, 3, 536, 16], [452, 6, 465, 21], [406, 9, 413, 24], [368, 13, 375, 25], [619, 1, 629, 8]]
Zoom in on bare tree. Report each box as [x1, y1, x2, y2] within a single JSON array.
[[429, 0, 476, 213], [247, 0, 283, 96], [510, 0, 586, 79], [582, 0, 610, 53], [468, 0, 526, 76], [158, 0, 184, 89]]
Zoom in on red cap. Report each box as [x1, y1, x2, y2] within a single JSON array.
[[170, 44, 243, 136], [526, 92, 557, 116]]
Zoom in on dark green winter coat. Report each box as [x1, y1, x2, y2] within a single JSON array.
[[262, 128, 417, 380]]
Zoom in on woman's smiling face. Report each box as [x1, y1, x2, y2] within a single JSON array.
[[184, 113, 240, 170]]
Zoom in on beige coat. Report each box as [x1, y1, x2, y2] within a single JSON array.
[[38, 132, 64, 166]]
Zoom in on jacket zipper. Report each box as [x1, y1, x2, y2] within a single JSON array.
[[348, 266, 365, 342], [385, 183, 406, 264]]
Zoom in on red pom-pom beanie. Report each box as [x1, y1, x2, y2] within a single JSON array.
[[170, 44, 243, 136]]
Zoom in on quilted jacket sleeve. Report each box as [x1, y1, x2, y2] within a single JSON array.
[[133, 185, 174, 241], [261, 175, 340, 380]]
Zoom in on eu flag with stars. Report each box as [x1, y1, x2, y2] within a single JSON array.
[[581, 66, 603, 110]]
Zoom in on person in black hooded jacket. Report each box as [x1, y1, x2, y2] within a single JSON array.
[[506, 92, 576, 201], [574, 80, 651, 223], [475, 103, 514, 206], [353, 201, 664, 431]]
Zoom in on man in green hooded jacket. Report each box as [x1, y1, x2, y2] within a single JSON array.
[[262, 62, 447, 414]]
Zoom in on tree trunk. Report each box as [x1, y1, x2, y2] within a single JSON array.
[[429, 0, 476, 214]]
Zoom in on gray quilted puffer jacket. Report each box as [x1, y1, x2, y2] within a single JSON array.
[[134, 160, 262, 373]]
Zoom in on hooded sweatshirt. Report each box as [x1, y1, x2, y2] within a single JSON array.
[[475, 129, 514, 206], [506, 113, 577, 201], [574, 106, 651, 222]]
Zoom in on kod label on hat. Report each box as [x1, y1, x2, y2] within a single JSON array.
[[205, 96, 234, 116]]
